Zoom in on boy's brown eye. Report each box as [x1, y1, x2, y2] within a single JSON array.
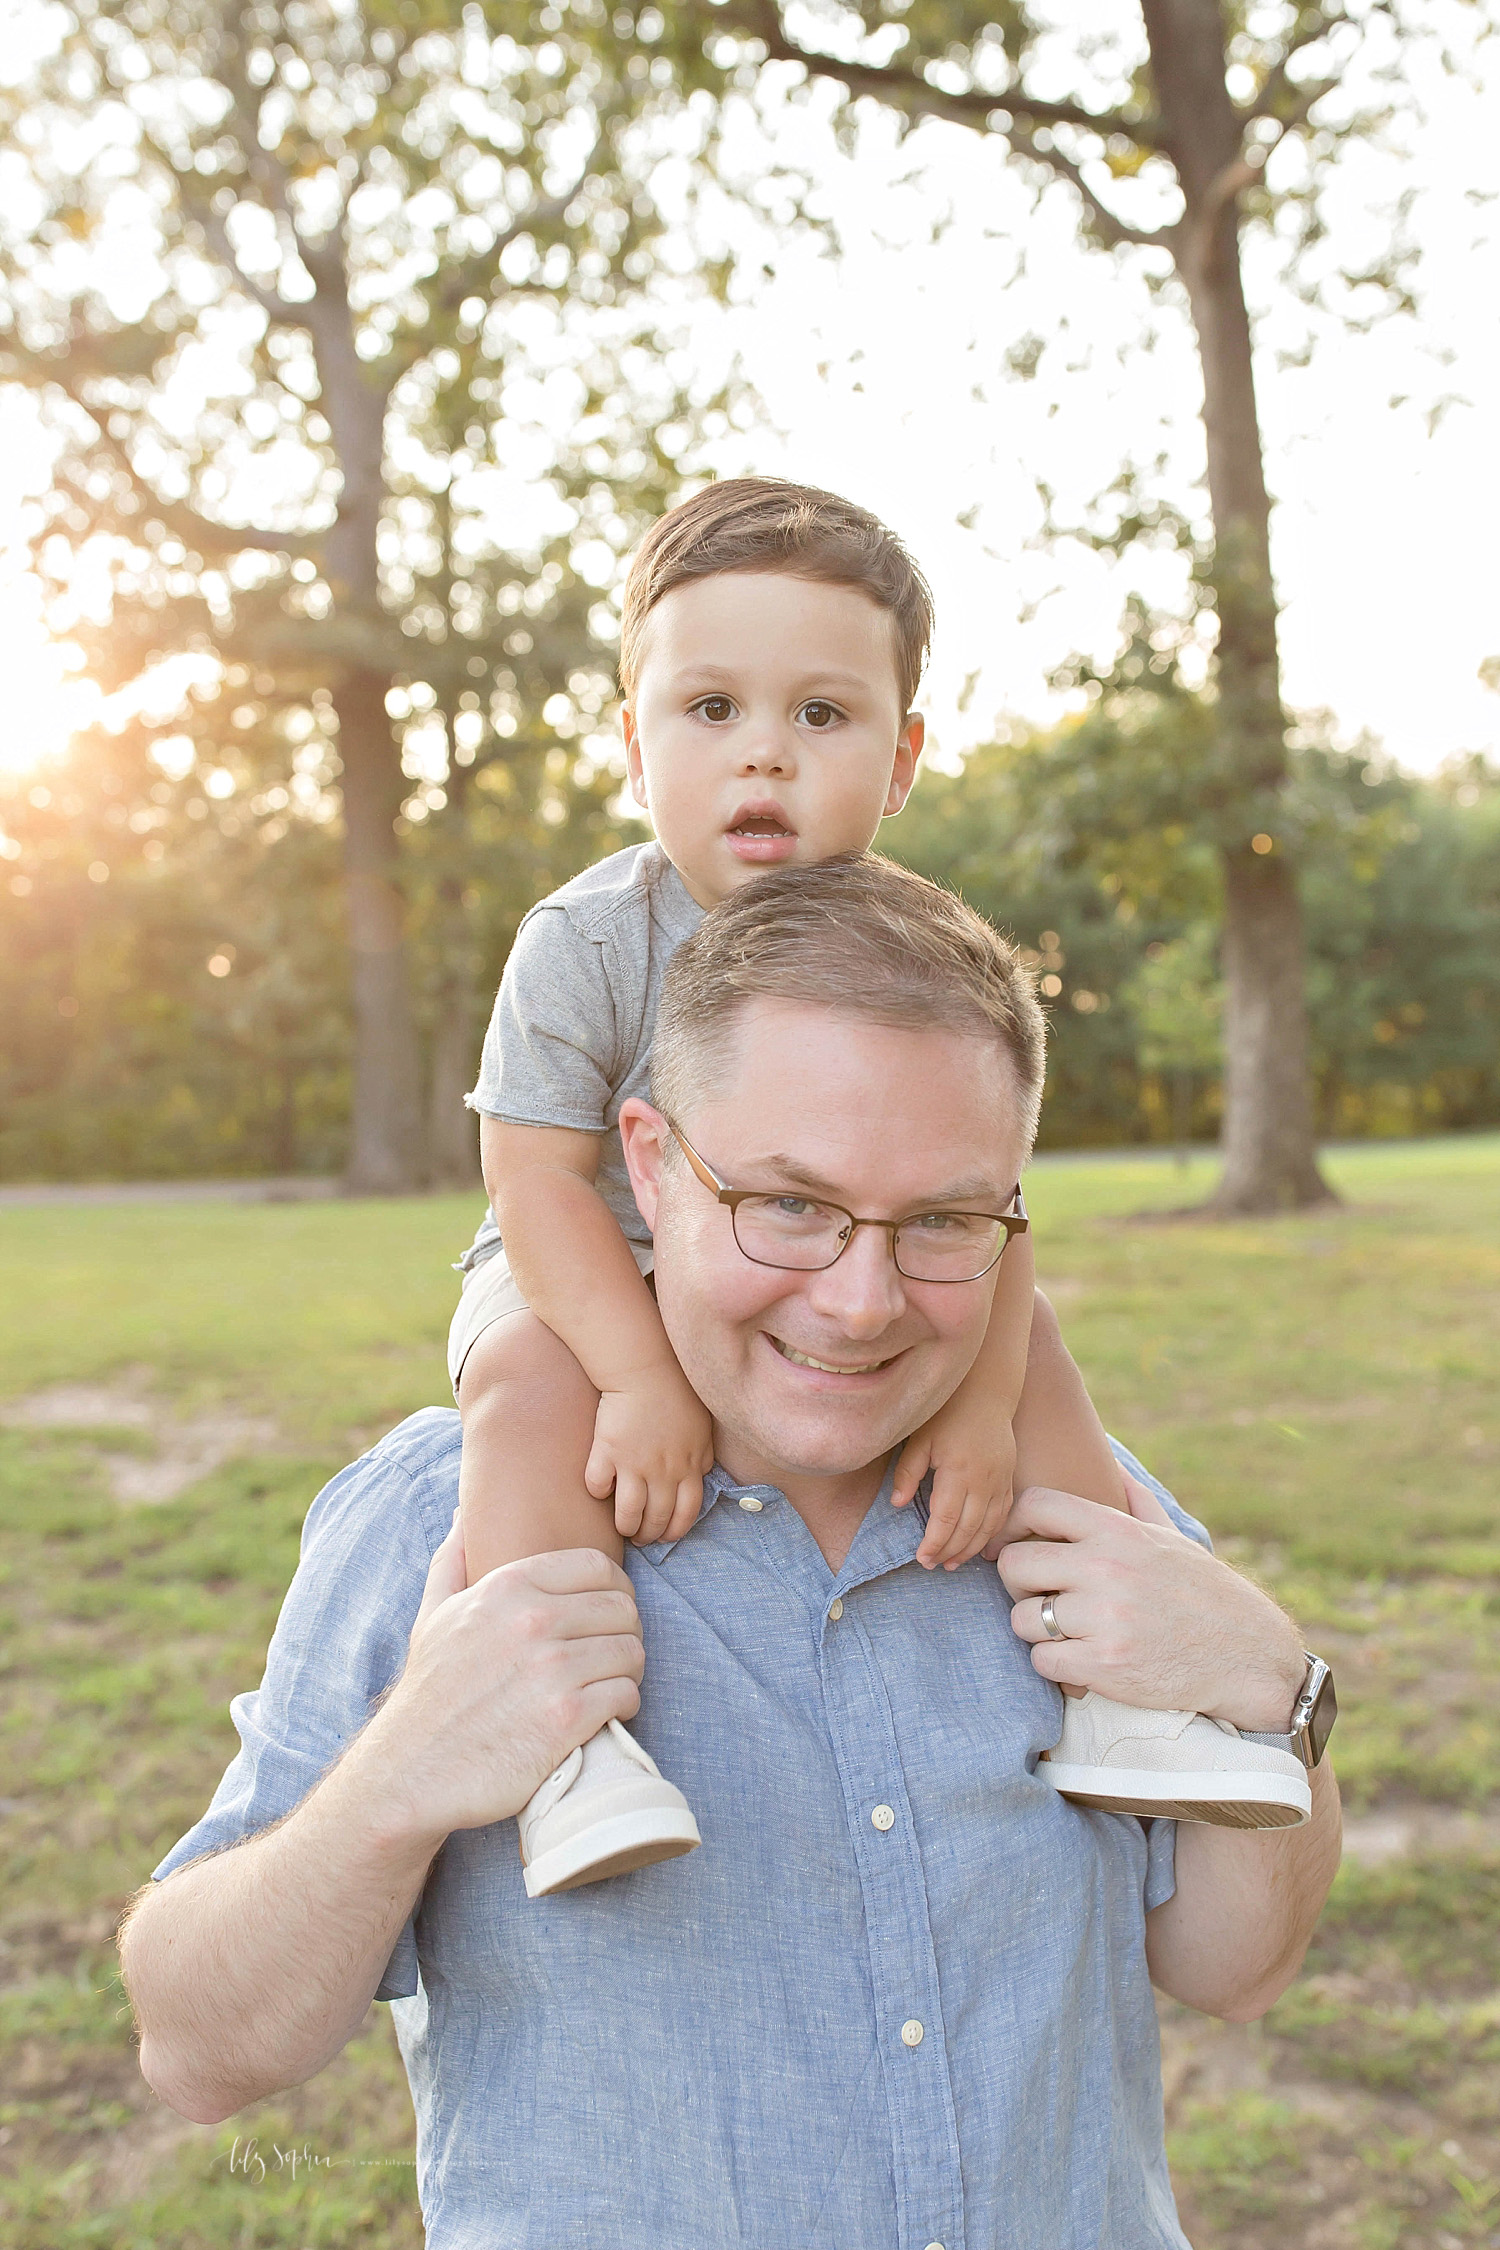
[[801, 701, 839, 729], [698, 696, 734, 723]]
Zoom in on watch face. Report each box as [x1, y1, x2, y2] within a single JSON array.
[[1305, 1666, 1338, 1766]]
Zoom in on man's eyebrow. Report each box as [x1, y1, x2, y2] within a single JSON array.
[[750, 1155, 1011, 1207]]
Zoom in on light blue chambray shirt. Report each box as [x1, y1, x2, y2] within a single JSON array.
[[155, 1408, 1206, 2250]]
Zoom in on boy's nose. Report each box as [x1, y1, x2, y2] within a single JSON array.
[[738, 725, 797, 777]]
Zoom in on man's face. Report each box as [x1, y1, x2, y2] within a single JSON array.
[[620, 572, 923, 910], [621, 999, 1030, 1487]]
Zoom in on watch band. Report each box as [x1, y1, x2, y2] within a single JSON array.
[[1240, 1652, 1334, 1771]]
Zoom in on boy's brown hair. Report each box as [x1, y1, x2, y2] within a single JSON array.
[[619, 477, 934, 714], [652, 852, 1047, 1150]]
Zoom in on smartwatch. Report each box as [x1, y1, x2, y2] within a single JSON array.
[[1242, 1653, 1338, 1771]]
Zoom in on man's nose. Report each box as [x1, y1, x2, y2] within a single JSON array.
[[803, 1222, 906, 1338]]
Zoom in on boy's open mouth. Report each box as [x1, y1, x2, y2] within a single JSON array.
[[726, 802, 798, 862]]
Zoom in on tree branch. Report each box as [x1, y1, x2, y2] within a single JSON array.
[[5, 340, 324, 561], [432, 131, 607, 320], [1244, 10, 1351, 124], [735, 0, 1161, 148], [1007, 120, 1174, 250]]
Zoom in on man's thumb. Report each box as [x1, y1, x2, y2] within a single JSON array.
[[413, 1509, 468, 1633]]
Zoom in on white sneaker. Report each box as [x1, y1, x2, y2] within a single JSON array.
[[1040, 1692, 1312, 1829], [518, 1719, 701, 1898]]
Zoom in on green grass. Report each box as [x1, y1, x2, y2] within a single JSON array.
[[2, 1135, 1498, 2247]]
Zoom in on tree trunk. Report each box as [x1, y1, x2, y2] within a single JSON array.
[[1144, 0, 1335, 1211], [1217, 847, 1329, 1208], [335, 665, 426, 1192], [315, 281, 426, 1193]]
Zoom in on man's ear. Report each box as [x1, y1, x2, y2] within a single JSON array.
[[621, 706, 650, 812], [883, 712, 925, 818], [618, 1097, 670, 1231]]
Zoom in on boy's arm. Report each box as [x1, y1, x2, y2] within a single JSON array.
[[893, 1249, 1127, 1568], [480, 1117, 712, 1528], [1010, 1287, 1128, 1509], [482, 1117, 669, 1390]]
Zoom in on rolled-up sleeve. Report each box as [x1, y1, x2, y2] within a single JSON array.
[[151, 1412, 456, 2001]]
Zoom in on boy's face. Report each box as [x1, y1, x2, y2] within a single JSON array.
[[621, 571, 924, 908]]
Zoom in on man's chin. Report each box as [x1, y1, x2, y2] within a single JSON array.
[[735, 1388, 925, 1483]]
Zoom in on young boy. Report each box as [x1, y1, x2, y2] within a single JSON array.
[[449, 478, 1312, 1898]]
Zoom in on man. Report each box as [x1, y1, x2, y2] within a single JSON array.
[[121, 858, 1341, 2250]]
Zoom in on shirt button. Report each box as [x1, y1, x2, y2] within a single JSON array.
[[871, 1804, 895, 1831], [738, 1495, 763, 1513], [900, 2019, 924, 2048], [828, 1598, 843, 1620], [924, 2241, 946, 2249]]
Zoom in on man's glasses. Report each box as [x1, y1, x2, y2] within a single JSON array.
[[667, 1123, 1028, 1284]]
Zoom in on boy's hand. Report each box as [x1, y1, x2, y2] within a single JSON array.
[[586, 1362, 715, 1547], [892, 1397, 1019, 1570]]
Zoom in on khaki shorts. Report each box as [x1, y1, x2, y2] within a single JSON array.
[[447, 1242, 654, 1397]]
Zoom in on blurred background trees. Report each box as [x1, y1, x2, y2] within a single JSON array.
[[1, 0, 741, 1188], [1, 0, 1496, 1190]]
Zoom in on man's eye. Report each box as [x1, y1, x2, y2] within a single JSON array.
[[694, 696, 736, 723], [798, 700, 842, 729], [909, 1212, 962, 1234]]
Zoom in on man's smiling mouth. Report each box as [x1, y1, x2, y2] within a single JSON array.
[[769, 1338, 896, 1376]]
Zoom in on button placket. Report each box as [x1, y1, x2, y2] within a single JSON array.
[[817, 1595, 965, 2250]]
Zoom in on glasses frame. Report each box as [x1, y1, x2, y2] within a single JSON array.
[[666, 1122, 1029, 1283]]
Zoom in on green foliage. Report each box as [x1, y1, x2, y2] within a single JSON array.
[[889, 721, 1500, 1151]]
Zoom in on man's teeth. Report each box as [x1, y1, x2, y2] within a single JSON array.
[[776, 1342, 888, 1375]]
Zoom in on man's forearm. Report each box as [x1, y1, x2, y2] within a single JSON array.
[[121, 1717, 438, 2123], [1146, 1759, 1342, 2020]]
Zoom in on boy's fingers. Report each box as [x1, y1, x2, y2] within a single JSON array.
[[583, 1444, 616, 1502], [613, 1474, 647, 1538], [890, 1437, 931, 1510], [944, 1493, 993, 1569]]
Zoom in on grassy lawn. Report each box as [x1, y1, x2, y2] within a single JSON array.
[[2, 1134, 1497, 2247]]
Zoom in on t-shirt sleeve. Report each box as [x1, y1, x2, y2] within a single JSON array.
[[467, 906, 621, 1133], [150, 1423, 451, 2002], [1104, 1436, 1212, 1913]]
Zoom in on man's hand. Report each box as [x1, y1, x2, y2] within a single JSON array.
[[997, 1476, 1306, 1732], [369, 1514, 647, 1849], [584, 1363, 715, 1546]]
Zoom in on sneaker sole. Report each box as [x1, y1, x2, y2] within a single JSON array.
[[1041, 1762, 1312, 1829], [523, 1807, 702, 1898]]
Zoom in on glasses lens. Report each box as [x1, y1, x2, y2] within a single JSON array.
[[732, 1194, 851, 1271], [894, 1213, 1006, 1281]]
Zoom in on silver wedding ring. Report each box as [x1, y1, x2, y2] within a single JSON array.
[[1039, 1592, 1068, 1642]]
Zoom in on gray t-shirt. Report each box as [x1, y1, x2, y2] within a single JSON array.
[[461, 841, 705, 1271]]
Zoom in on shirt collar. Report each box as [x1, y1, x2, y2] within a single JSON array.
[[640, 1456, 932, 1595]]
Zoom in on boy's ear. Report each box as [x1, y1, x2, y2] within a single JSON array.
[[883, 713, 925, 818], [621, 706, 649, 811], [618, 1098, 669, 1230]]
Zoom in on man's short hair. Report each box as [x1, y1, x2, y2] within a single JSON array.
[[652, 854, 1047, 1148], [619, 477, 934, 715]]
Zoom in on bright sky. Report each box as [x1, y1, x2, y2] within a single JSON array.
[[703, 44, 1500, 774], [0, 13, 1496, 781]]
